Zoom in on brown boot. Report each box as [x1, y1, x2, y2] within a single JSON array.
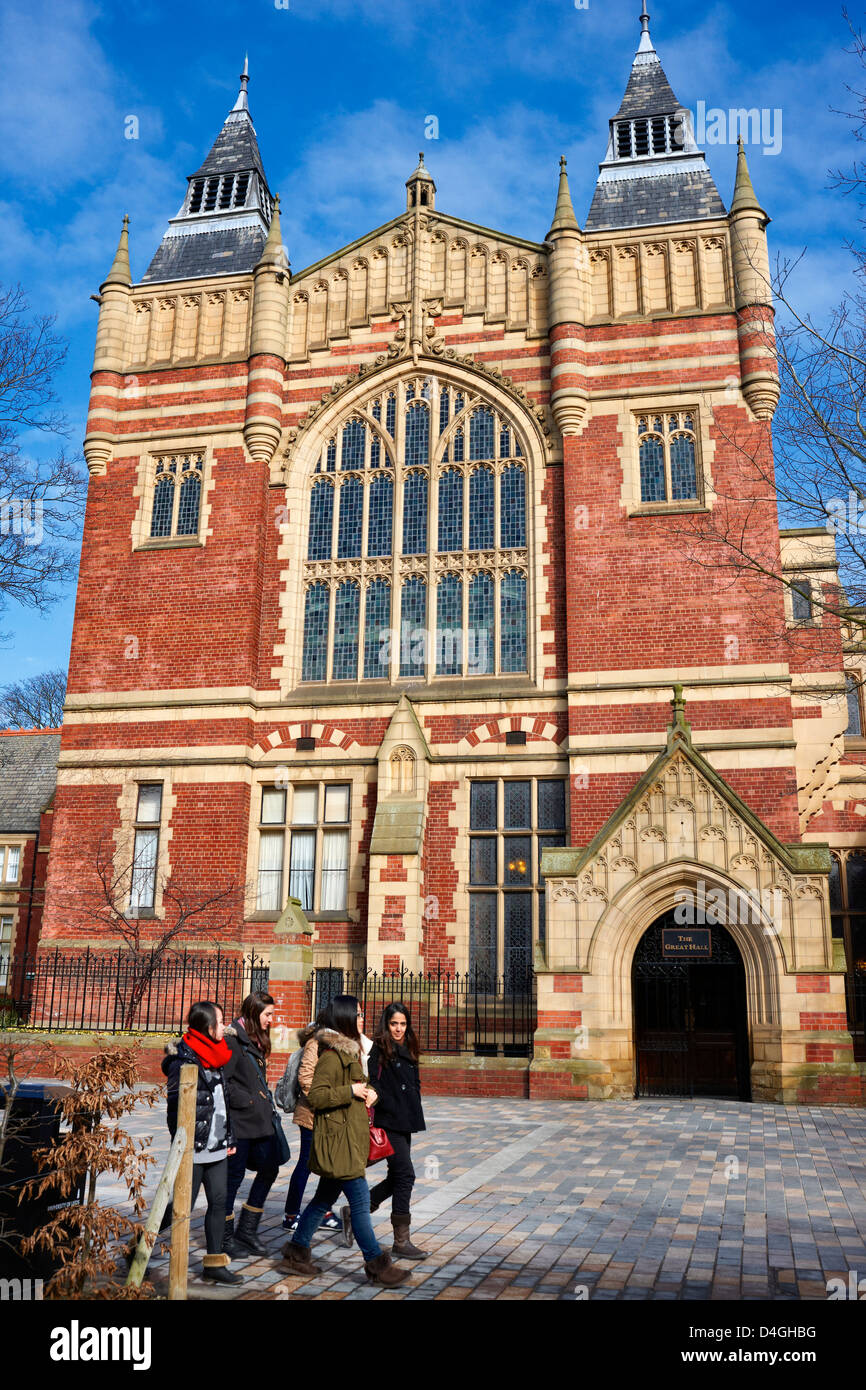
[[364, 1251, 411, 1286], [391, 1213, 429, 1259], [279, 1241, 320, 1278]]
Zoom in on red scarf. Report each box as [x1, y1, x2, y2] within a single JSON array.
[[184, 1028, 231, 1069]]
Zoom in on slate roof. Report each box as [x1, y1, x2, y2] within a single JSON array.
[[586, 169, 726, 231], [614, 56, 681, 120], [141, 225, 267, 283], [194, 112, 267, 183], [0, 731, 60, 833]]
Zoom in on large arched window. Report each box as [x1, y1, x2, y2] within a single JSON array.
[[300, 375, 530, 683]]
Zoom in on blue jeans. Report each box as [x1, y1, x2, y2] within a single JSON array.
[[293, 1176, 381, 1262], [285, 1126, 313, 1216]]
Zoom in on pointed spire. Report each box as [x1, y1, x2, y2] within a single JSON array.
[[256, 193, 287, 269], [103, 214, 131, 288], [636, 3, 656, 58], [549, 156, 580, 234], [667, 683, 692, 745], [231, 54, 250, 115], [730, 136, 766, 217]]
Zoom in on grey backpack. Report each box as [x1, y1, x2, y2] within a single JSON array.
[[275, 1047, 303, 1113]]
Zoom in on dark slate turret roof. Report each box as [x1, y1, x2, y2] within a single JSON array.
[[0, 731, 60, 833], [141, 62, 274, 285], [585, 8, 725, 233]]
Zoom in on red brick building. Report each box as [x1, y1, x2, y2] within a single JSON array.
[[39, 15, 866, 1100], [0, 731, 59, 991]]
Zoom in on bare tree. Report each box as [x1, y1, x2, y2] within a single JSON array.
[[55, 841, 248, 1031], [0, 666, 66, 728], [0, 1041, 52, 1264], [0, 284, 87, 635]]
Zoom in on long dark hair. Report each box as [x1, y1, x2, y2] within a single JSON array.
[[187, 1000, 222, 1037], [373, 1002, 420, 1066], [325, 994, 361, 1043], [240, 991, 275, 1057]]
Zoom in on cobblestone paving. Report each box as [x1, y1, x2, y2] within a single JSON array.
[[108, 1097, 866, 1301]]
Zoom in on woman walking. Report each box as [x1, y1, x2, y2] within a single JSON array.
[[281, 994, 411, 1287], [162, 1000, 243, 1286], [283, 1009, 344, 1240], [223, 991, 289, 1257], [367, 1002, 428, 1259]]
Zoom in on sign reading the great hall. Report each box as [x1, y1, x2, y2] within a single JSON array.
[[662, 929, 712, 959]]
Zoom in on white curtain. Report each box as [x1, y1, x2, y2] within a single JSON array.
[[130, 829, 158, 911], [257, 831, 284, 912], [289, 830, 316, 911], [320, 830, 348, 911], [5, 846, 21, 883]]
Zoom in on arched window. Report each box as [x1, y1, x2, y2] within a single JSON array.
[[469, 466, 494, 550], [637, 412, 699, 504], [402, 470, 428, 556], [302, 583, 330, 682], [367, 474, 393, 557], [639, 435, 665, 503], [150, 470, 174, 538], [400, 576, 426, 677], [438, 469, 463, 552], [337, 477, 363, 558], [301, 376, 530, 683], [500, 465, 526, 548], [150, 453, 204, 539], [332, 580, 360, 680], [308, 480, 333, 561], [177, 467, 201, 535], [436, 574, 462, 676], [364, 578, 391, 679], [390, 746, 416, 795]]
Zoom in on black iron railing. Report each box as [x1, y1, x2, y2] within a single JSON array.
[[0, 950, 269, 1034], [311, 964, 537, 1057]]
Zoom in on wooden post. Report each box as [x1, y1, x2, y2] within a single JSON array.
[[168, 1063, 197, 1301], [125, 1125, 187, 1289]]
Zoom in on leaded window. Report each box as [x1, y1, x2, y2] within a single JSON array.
[[301, 376, 530, 683], [129, 784, 162, 915], [469, 778, 567, 988], [256, 783, 351, 915], [830, 849, 866, 1057], [637, 412, 699, 505], [149, 453, 204, 539]]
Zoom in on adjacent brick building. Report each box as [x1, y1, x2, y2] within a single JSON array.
[[0, 731, 59, 989], [38, 14, 866, 1101]]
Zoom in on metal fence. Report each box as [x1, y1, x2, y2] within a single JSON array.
[[312, 964, 537, 1057], [0, 951, 537, 1055], [0, 950, 269, 1034]]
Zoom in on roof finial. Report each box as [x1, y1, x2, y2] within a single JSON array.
[[549, 155, 579, 235], [103, 213, 132, 288], [232, 55, 250, 114], [636, 2, 656, 57]]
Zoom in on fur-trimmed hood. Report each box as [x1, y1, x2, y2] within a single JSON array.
[[297, 1021, 318, 1048], [314, 1026, 361, 1060]]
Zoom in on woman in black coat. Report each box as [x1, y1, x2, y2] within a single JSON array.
[[366, 1001, 428, 1260], [222, 990, 289, 1257]]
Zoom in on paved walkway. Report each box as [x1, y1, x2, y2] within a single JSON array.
[[106, 1097, 866, 1301]]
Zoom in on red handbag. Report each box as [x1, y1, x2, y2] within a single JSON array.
[[367, 1107, 394, 1166]]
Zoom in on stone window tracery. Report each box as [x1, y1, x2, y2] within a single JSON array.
[[149, 453, 204, 539], [300, 375, 530, 684], [636, 411, 699, 505]]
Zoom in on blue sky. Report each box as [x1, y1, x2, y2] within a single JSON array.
[[0, 0, 862, 686]]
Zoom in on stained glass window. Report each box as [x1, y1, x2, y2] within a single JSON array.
[[402, 470, 428, 555], [177, 469, 201, 535], [469, 407, 495, 460], [436, 574, 462, 676], [670, 434, 697, 499], [501, 571, 527, 673], [302, 584, 329, 681], [500, 427, 511, 458], [370, 433, 381, 468], [367, 473, 393, 557], [364, 579, 391, 679], [332, 580, 360, 680], [438, 469, 463, 552], [326, 440, 336, 472], [308, 480, 333, 561], [639, 436, 665, 503], [386, 392, 396, 437], [337, 477, 363, 558], [405, 402, 429, 467], [500, 466, 526, 548], [341, 419, 365, 470], [150, 473, 174, 537], [469, 467, 494, 550], [399, 577, 426, 677], [453, 428, 464, 462], [468, 573, 494, 676], [439, 389, 450, 434]]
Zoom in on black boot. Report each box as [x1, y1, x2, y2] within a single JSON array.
[[202, 1253, 243, 1285], [235, 1203, 267, 1255], [222, 1213, 244, 1259]]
